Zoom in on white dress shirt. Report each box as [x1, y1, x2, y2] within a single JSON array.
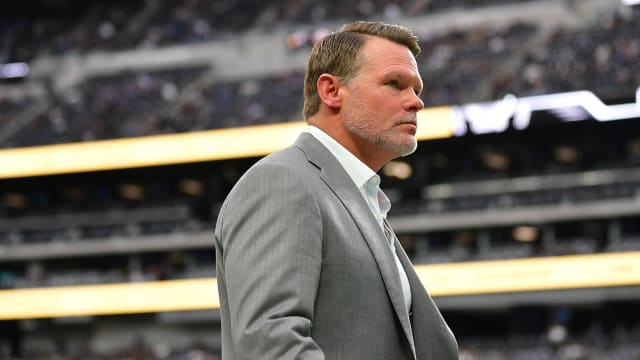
[[307, 126, 412, 314]]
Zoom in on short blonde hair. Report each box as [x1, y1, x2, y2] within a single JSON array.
[[303, 21, 421, 120]]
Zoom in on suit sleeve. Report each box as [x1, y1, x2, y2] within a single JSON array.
[[216, 163, 325, 359]]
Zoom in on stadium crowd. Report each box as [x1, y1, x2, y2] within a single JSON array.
[[5, 66, 208, 147], [2, 3, 638, 148], [492, 5, 640, 101], [168, 70, 305, 131], [1, 0, 544, 63], [1, 0, 639, 358]]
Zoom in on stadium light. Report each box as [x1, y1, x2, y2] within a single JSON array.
[[1, 251, 640, 319], [512, 225, 539, 242], [511, 90, 640, 129], [0, 62, 29, 79]]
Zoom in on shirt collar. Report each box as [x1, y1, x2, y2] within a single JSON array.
[[306, 125, 375, 190]]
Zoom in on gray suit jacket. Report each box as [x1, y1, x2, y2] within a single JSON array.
[[215, 133, 458, 359]]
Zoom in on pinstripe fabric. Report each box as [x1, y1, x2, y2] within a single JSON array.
[[215, 133, 458, 359]]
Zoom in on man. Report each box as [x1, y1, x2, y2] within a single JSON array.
[[215, 21, 458, 359]]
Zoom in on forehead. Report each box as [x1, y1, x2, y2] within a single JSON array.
[[359, 36, 420, 73]]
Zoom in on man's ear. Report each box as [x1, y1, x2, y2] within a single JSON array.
[[316, 73, 342, 110]]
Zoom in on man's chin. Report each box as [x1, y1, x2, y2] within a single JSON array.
[[390, 140, 417, 158], [400, 146, 417, 157]]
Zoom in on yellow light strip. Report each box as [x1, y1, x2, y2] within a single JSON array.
[[0, 252, 639, 320], [0, 278, 219, 320], [0, 107, 454, 179], [417, 251, 640, 296], [0, 122, 305, 179], [416, 106, 454, 140]]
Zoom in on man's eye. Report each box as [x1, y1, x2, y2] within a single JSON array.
[[387, 80, 400, 88]]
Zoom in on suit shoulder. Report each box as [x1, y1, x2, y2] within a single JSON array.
[[227, 145, 314, 193], [260, 145, 308, 166], [216, 145, 320, 228], [242, 145, 311, 177]]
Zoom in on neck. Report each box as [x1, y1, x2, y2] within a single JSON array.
[[309, 118, 392, 172]]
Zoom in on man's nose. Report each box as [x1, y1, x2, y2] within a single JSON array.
[[405, 90, 424, 112]]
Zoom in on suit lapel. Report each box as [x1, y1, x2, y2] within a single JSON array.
[[294, 133, 416, 358]]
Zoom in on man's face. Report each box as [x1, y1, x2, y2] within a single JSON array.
[[341, 36, 424, 160]]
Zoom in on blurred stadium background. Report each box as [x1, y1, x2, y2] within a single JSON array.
[[1, 0, 640, 358]]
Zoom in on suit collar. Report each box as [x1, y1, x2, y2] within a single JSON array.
[[293, 133, 417, 358], [305, 125, 375, 190]]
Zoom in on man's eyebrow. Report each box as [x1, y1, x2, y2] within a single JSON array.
[[385, 70, 405, 79]]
